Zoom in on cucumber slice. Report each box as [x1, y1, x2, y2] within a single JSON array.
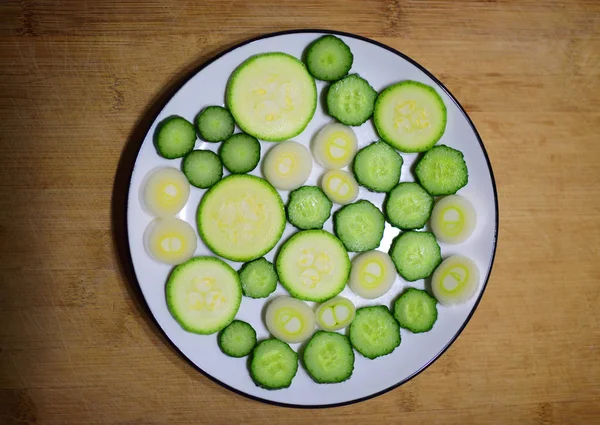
[[143, 217, 197, 265], [334, 200, 385, 252], [320, 169, 359, 205], [430, 195, 477, 244], [263, 140, 313, 191], [197, 175, 285, 262], [374, 81, 447, 152], [238, 257, 278, 299], [349, 251, 396, 299], [154, 116, 197, 159], [195, 106, 235, 143], [276, 230, 350, 302], [303, 331, 354, 384], [166, 257, 242, 334], [315, 296, 356, 331], [226, 52, 317, 141], [349, 306, 401, 359], [265, 296, 316, 343], [389, 231, 442, 282], [311, 122, 358, 169], [352, 141, 403, 193], [385, 182, 434, 230], [393, 288, 438, 333], [250, 339, 298, 390], [286, 186, 332, 230], [182, 150, 223, 188], [304, 35, 353, 82], [327, 74, 377, 126], [218, 320, 257, 357], [431, 255, 480, 306], [415, 145, 468, 196], [141, 167, 190, 217], [219, 133, 261, 174]]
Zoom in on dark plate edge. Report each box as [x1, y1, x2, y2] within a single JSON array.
[[122, 28, 500, 409]]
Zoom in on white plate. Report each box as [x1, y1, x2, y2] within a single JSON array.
[[126, 30, 498, 407]]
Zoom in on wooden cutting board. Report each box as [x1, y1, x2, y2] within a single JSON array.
[[0, 1, 599, 423]]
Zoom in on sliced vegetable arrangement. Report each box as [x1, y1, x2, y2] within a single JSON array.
[[138, 34, 484, 391]]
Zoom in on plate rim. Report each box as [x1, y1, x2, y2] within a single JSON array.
[[124, 28, 499, 409]]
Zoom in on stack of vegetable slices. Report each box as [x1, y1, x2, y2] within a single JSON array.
[[137, 33, 482, 391]]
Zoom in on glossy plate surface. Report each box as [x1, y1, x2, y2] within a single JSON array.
[[126, 30, 498, 407]]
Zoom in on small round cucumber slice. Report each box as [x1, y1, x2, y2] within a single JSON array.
[[303, 331, 354, 384], [327, 74, 377, 126], [227, 52, 317, 141], [311, 122, 358, 169], [431, 255, 480, 306], [430, 195, 477, 244], [389, 231, 442, 282], [276, 230, 350, 302], [166, 257, 242, 335], [315, 296, 356, 331], [250, 339, 298, 390], [155, 116, 197, 159], [262, 141, 313, 191], [286, 186, 332, 230], [349, 251, 396, 299], [265, 296, 316, 344], [304, 35, 353, 82], [182, 150, 223, 188], [141, 167, 190, 217], [334, 200, 385, 252], [197, 175, 285, 262], [218, 320, 257, 357], [195, 106, 235, 143], [374, 80, 447, 153], [393, 288, 438, 333], [238, 257, 278, 299], [353, 141, 403, 193], [385, 182, 434, 230], [144, 217, 197, 266], [220, 133, 261, 174], [349, 306, 400, 359], [415, 145, 468, 196], [321, 169, 359, 205]]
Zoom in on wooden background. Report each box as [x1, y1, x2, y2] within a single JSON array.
[[1, 0, 599, 423]]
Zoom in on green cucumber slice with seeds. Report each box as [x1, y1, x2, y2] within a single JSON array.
[[250, 339, 299, 390], [276, 230, 350, 302], [226, 52, 317, 141], [286, 186, 333, 230], [155, 116, 197, 159], [166, 256, 242, 335], [197, 175, 285, 262], [334, 200, 385, 252], [374, 80, 447, 152], [182, 150, 223, 188], [393, 288, 438, 333], [195, 106, 235, 143], [303, 331, 355, 384], [304, 35, 353, 82], [415, 145, 468, 196], [385, 182, 434, 230], [389, 231, 442, 282], [238, 257, 278, 299], [220, 133, 261, 174], [218, 320, 257, 357], [353, 141, 403, 193], [326, 74, 377, 126], [349, 306, 401, 359]]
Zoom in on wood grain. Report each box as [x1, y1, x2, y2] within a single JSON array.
[[1, 0, 599, 423]]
